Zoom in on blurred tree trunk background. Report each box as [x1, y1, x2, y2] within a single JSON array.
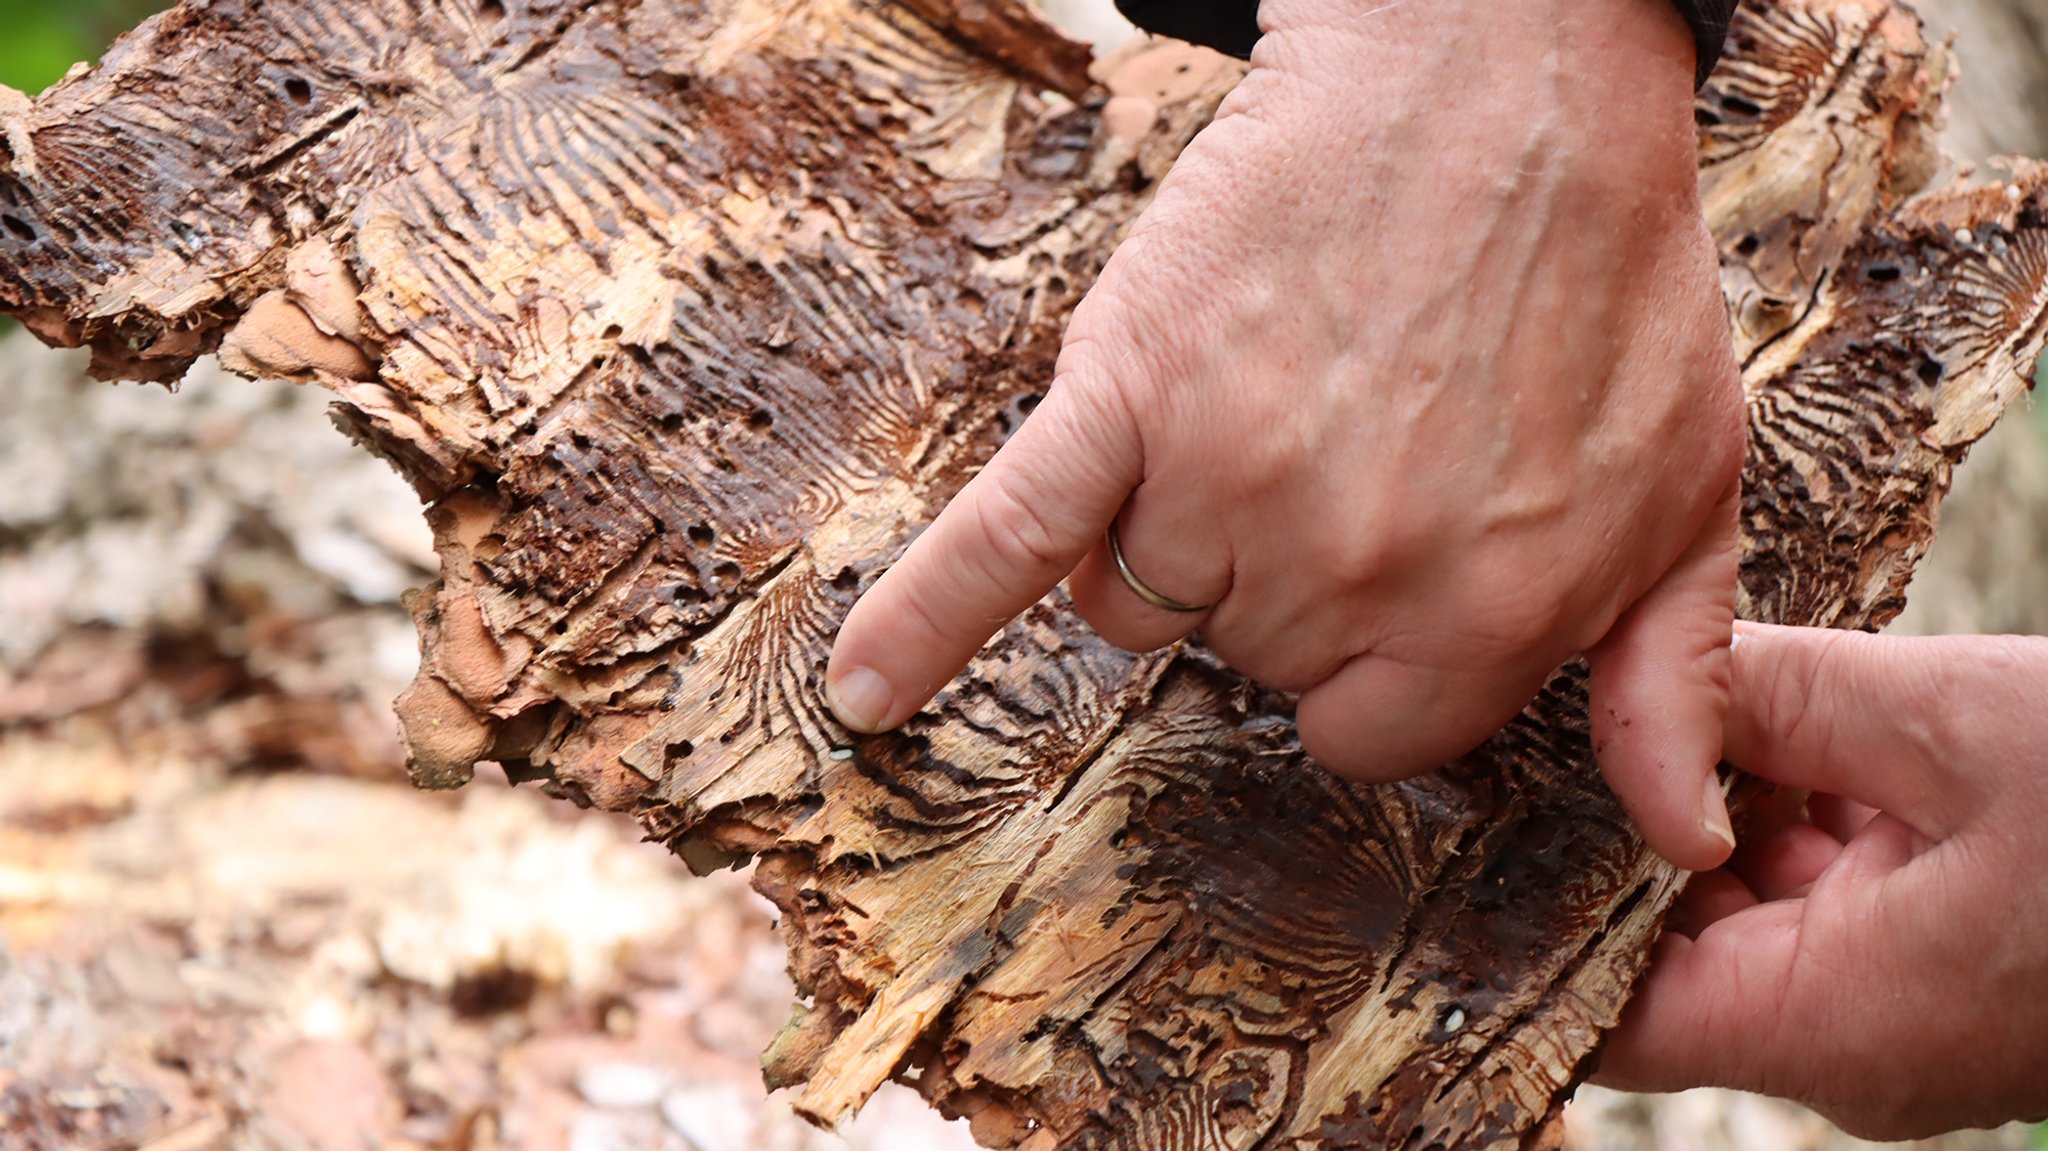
[[1917, 0, 2048, 159], [1888, 0, 2048, 639]]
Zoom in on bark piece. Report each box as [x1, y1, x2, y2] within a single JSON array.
[[1, 1, 2042, 1148]]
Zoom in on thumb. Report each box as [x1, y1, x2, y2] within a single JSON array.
[[825, 374, 1142, 732], [1594, 814, 1936, 1115], [1585, 486, 1739, 872]]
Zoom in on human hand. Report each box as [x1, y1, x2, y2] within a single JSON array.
[[1597, 622, 2048, 1136], [827, 0, 1745, 869]]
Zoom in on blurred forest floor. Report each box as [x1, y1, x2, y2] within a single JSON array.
[[0, 2, 2042, 1150]]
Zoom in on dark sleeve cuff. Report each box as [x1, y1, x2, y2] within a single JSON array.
[[1113, 0, 1263, 59], [1679, 0, 1739, 87], [1113, 0, 1740, 88]]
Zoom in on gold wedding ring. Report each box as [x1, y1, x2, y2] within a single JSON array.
[[1106, 520, 1212, 613]]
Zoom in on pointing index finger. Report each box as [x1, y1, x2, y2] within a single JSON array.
[[825, 375, 1143, 732]]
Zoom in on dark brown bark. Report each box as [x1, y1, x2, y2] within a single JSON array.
[[0, 1, 2042, 1148]]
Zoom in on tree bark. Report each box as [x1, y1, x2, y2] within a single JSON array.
[[0, 1, 2042, 1148], [1885, 0, 2048, 641]]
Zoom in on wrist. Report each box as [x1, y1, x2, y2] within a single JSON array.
[[1241, 0, 1700, 190], [1252, 0, 1696, 101]]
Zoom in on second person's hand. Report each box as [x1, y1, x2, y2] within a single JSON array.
[[827, 0, 1746, 870], [1598, 623, 2048, 1134]]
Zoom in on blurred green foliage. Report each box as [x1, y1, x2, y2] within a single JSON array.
[[0, 0, 168, 95], [0, 0, 165, 335]]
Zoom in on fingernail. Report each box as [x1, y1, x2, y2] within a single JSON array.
[[1700, 774, 1736, 852], [826, 666, 893, 733]]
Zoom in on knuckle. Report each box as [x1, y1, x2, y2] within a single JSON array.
[[1209, 638, 1330, 694], [1763, 635, 1828, 757], [1055, 303, 1149, 404], [970, 470, 1072, 582], [1712, 414, 1748, 489], [1316, 529, 1397, 591], [1056, 288, 1208, 426], [1498, 596, 1573, 656], [1051, 371, 1143, 460], [1053, 318, 1119, 377], [1251, 660, 1330, 696], [1679, 422, 1747, 517], [1072, 591, 1182, 654], [1294, 708, 1366, 776], [1082, 621, 1165, 655], [1894, 642, 1960, 759], [1460, 573, 1578, 661], [892, 577, 962, 659], [1765, 627, 1874, 769], [886, 564, 975, 657]]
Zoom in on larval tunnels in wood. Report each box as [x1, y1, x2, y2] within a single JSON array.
[[1, 0, 2043, 1147]]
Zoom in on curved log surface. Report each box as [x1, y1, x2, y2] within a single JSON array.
[[1, 0, 2042, 1146]]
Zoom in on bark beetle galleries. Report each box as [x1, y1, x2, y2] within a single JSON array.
[[0, 0, 2043, 1147]]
